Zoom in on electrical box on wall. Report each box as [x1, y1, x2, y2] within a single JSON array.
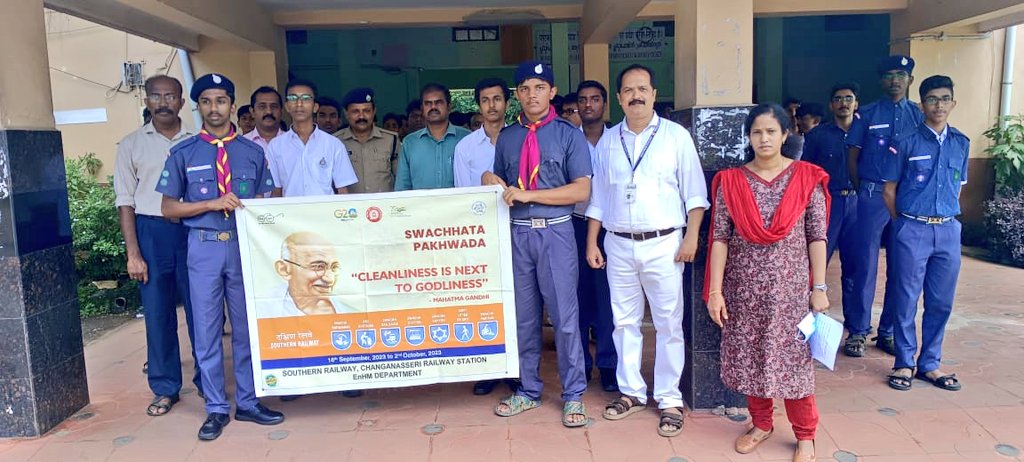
[[122, 61, 144, 89]]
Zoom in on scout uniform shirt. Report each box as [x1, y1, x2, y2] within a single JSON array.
[[847, 98, 923, 184], [156, 133, 274, 230], [883, 123, 970, 218], [335, 125, 402, 193]]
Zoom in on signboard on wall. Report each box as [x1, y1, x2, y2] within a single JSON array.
[[533, 22, 670, 64]]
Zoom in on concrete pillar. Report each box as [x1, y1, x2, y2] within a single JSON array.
[[671, 0, 755, 411], [189, 33, 289, 107], [0, 0, 90, 437], [580, 42, 611, 117]]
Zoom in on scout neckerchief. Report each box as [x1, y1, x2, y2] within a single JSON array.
[[702, 161, 832, 301], [199, 126, 239, 197], [516, 108, 558, 190]]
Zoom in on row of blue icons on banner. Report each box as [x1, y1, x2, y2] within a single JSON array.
[[331, 321, 499, 351]]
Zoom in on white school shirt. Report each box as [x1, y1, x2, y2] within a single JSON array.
[[573, 125, 603, 217], [586, 114, 710, 233], [453, 126, 501, 187], [266, 127, 358, 197]]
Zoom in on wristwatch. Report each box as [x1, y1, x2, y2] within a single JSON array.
[[812, 283, 828, 292]]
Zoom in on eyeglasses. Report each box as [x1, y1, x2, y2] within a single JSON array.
[[830, 95, 856, 104], [283, 259, 340, 278], [882, 71, 910, 81], [285, 94, 315, 105], [561, 108, 579, 115], [923, 95, 954, 106], [146, 94, 180, 103]]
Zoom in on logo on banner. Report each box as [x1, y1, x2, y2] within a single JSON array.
[[478, 321, 499, 341], [454, 323, 474, 343], [366, 206, 383, 223], [264, 374, 278, 388], [334, 208, 358, 221], [356, 329, 376, 349], [470, 200, 487, 216], [381, 328, 401, 348], [331, 331, 352, 351], [430, 324, 450, 344], [405, 326, 425, 346]]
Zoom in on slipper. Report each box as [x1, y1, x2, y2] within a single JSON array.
[[915, 371, 962, 391], [843, 334, 866, 357], [562, 401, 588, 428], [887, 368, 914, 391], [146, 395, 180, 416], [658, 407, 685, 437], [494, 394, 541, 417], [603, 395, 645, 420]]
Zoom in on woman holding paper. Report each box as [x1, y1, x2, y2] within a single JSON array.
[[704, 103, 831, 462]]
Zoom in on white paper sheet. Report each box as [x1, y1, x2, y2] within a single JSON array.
[[809, 313, 843, 370]]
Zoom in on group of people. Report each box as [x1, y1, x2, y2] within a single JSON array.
[[113, 52, 968, 462]]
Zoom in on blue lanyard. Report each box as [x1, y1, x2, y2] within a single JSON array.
[[619, 118, 662, 178]]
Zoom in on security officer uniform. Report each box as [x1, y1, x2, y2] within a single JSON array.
[[845, 55, 923, 346], [334, 88, 402, 193], [883, 122, 968, 378], [156, 74, 276, 427]]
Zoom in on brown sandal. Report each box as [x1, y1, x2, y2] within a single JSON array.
[[602, 395, 645, 420], [657, 407, 685, 437], [735, 426, 773, 454]]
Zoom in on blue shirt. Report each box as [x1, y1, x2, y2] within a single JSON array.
[[847, 97, 923, 183], [882, 123, 970, 218], [394, 123, 471, 191], [493, 116, 593, 219], [802, 122, 853, 191], [156, 134, 274, 230]]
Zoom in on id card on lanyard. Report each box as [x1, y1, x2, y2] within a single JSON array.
[[620, 119, 662, 204]]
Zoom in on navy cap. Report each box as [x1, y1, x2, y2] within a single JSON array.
[[190, 73, 235, 103], [514, 61, 554, 87], [877, 55, 915, 75], [342, 87, 375, 108]]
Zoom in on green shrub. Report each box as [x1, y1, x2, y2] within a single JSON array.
[[983, 115, 1024, 193], [450, 89, 522, 126], [65, 153, 138, 316], [985, 188, 1024, 267]]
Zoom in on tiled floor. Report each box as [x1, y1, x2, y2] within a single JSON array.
[[2, 253, 1023, 461]]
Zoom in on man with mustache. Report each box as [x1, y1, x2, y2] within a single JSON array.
[[802, 82, 863, 357], [157, 73, 283, 441], [845, 55, 923, 358], [586, 64, 708, 437], [258, 231, 359, 318], [114, 75, 203, 417], [483, 61, 592, 428], [315, 97, 343, 135], [335, 87, 403, 193], [395, 83, 470, 191], [243, 86, 284, 151]]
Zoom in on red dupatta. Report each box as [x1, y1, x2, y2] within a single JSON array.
[[702, 161, 831, 301]]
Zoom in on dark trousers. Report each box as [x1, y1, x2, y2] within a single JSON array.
[[137, 215, 201, 397], [848, 182, 897, 337], [571, 216, 616, 372]]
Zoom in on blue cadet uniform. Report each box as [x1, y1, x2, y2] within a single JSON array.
[[156, 74, 274, 417], [492, 61, 593, 404], [845, 55, 924, 341], [802, 122, 858, 330], [882, 123, 968, 374]]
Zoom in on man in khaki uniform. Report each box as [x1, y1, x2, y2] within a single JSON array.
[[334, 88, 402, 193]]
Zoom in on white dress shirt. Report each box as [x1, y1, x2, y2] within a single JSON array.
[[573, 125, 603, 217], [266, 127, 358, 197], [586, 114, 710, 233], [453, 126, 500, 187], [113, 122, 193, 217]]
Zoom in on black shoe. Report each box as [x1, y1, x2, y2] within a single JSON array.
[[279, 395, 300, 402], [235, 403, 285, 426], [198, 413, 229, 441], [142, 361, 148, 375], [874, 335, 896, 356], [472, 380, 498, 395], [599, 368, 618, 392], [341, 390, 364, 398]]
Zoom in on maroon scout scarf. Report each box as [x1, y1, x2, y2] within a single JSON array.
[[702, 161, 832, 301], [516, 109, 558, 190]]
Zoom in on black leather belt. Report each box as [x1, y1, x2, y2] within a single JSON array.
[[900, 213, 953, 225], [611, 228, 677, 241]]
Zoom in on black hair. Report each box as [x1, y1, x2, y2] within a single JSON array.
[[742, 103, 791, 162], [406, 100, 422, 115], [783, 97, 801, 108], [383, 113, 401, 125], [449, 111, 468, 126], [420, 83, 451, 104], [143, 75, 183, 96], [919, 75, 954, 101], [284, 78, 318, 99], [317, 97, 341, 112], [237, 105, 252, 118], [563, 93, 579, 106], [616, 64, 656, 92], [830, 82, 860, 100], [796, 102, 826, 120], [474, 78, 510, 105], [551, 95, 565, 115], [250, 86, 283, 107], [576, 80, 608, 102]]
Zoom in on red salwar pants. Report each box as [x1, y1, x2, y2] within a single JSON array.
[[746, 395, 818, 440]]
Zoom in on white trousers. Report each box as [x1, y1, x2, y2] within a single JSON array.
[[605, 230, 686, 409]]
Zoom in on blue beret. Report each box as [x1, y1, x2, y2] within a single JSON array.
[[514, 61, 554, 87], [190, 73, 235, 103], [342, 87, 375, 108], [877, 55, 915, 75]]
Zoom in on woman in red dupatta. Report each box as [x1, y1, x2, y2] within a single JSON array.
[[704, 104, 831, 462]]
